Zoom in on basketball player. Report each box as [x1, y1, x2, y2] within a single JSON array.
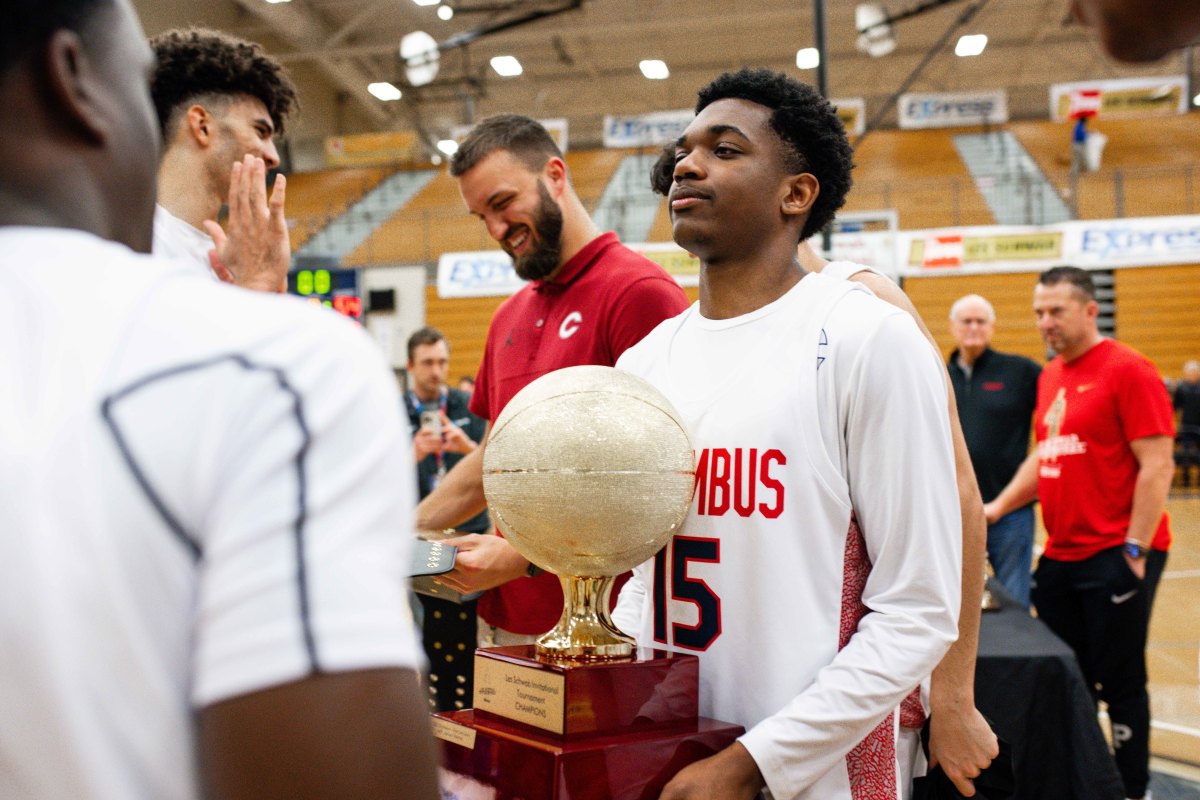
[[613, 69, 962, 799], [647, 142, 999, 796], [152, 27, 295, 290], [0, 1, 437, 797]]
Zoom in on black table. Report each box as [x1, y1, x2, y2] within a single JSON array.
[[976, 581, 1125, 800]]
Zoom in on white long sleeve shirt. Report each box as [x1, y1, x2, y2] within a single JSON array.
[[614, 272, 961, 800]]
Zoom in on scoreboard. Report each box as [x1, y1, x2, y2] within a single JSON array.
[[288, 267, 362, 322]]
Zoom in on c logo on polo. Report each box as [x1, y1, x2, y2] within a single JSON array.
[[559, 311, 583, 339]]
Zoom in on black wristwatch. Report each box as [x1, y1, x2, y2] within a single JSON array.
[[1123, 540, 1148, 560], [526, 561, 544, 578]]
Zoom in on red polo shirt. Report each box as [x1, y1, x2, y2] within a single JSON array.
[[471, 231, 689, 634]]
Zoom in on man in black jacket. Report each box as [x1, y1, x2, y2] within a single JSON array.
[[947, 294, 1041, 608]]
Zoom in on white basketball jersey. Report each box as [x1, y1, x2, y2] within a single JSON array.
[[614, 273, 961, 800], [0, 228, 420, 800]]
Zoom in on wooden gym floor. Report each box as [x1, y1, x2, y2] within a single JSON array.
[[1146, 490, 1200, 769]]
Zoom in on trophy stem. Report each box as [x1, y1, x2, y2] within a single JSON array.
[[535, 575, 635, 660]]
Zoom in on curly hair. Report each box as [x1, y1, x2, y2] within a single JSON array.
[[150, 28, 298, 139], [695, 68, 854, 242], [450, 114, 563, 177]]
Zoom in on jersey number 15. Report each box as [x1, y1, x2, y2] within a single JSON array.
[[652, 536, 721, 651]]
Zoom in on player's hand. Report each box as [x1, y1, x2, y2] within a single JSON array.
[[202, 155, 289, 294], [436, 534, 529, 594], [413, 428, 442, 461], [981, 500, 1002, 525], [658, 742, 764, 800], [440, 412, 477, 455], [928, 706, 999, 797]]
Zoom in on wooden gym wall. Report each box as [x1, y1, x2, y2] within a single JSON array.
[[905, 266, 1200, 379]]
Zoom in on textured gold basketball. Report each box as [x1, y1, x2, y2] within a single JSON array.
[[483, 365, 695, 577]]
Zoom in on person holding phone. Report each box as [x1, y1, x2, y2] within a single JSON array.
[[404, 326, 488, 712], [407, 327, 483, 490]]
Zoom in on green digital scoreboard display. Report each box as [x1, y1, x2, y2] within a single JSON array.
[[288, 267, 362, 321]]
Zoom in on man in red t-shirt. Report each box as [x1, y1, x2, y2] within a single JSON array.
[[416, 115, 689, 644], [985, 267, 1174, 800]]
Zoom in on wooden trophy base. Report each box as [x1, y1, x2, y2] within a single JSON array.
[[433, 646, 744, 799], [434, 710, 744, 800]]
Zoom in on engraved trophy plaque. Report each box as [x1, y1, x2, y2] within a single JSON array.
[[431, 366, 744, 800]]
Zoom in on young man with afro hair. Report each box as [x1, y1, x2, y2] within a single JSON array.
[[151, 27, 298, 291], [646, 84, 1001, 798], [613, 68, 964, 800]]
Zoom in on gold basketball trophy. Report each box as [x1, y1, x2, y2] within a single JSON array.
[[432, 366, 744, 800]]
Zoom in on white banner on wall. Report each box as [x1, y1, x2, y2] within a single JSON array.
[[897, 215, 1200, 276], [1049, 76, 1188, 121], [602, 109, 694, 148], [1067, 215, 1200, 268], [436, 250, 525, 298], [898, 90, 1008, 130]]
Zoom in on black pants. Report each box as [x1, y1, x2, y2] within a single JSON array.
[[1031, 546, 1167, 800]]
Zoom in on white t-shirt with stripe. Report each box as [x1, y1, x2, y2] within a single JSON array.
[[613, 272, 961, 800], [0, 228, 421, 800]]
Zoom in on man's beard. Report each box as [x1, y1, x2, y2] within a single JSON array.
[[508, 181, 564, 281]]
